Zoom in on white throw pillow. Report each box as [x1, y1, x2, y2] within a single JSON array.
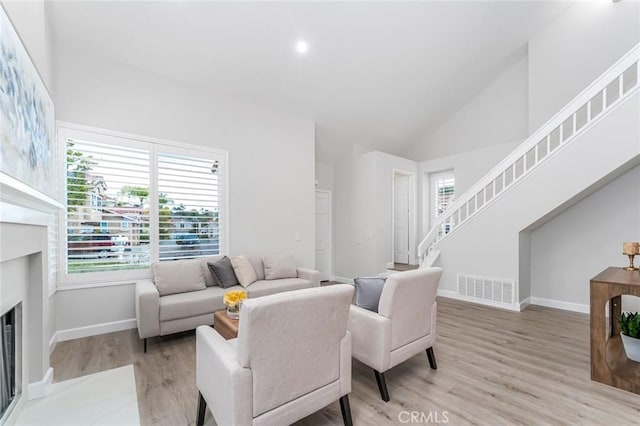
[[263, 255, 298, 280], [230, 255, 258, 288], [153, 259, 206, 296]]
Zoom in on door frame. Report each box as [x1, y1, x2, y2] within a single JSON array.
[[391, 169, 417, 266], [315, 189, 333, 281]]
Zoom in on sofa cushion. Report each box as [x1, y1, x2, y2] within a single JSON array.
[[230, 255, 258, 288], [246, 278, 310, 298], [153, 259, 206, 296], [354, 277, 387, 312], [263, 255, 298, 280], [207, 256, 240, 288], [160, 285, 244, 321], [199, 255, 224, 286], [245, 255, 265, 281]]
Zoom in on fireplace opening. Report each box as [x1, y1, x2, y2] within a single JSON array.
[[1, 303, 20, 422]]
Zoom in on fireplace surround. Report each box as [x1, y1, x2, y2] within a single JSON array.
[[0, 191, 59, 425], [0, 303, 21, 423]]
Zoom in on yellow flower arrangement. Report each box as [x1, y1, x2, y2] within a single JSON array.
[[223, 290, 247, 310]]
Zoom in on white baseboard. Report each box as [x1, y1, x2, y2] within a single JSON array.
[[332, 275, 353, 284], [55, 318, 137, 343], [529, 297, 589, 314], [28, 367, 53, 400], [436, 289, 521, 311], [437, 290, 589, 314], [386, 262, 394, 269], [436, 289, 457, 298], [518, 297, 531, 311]]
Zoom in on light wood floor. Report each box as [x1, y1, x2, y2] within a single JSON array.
[[390, 263, 419, 272], [50, 298, 640, 425]]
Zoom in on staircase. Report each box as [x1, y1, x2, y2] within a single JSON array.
[[418, 44, 640, 310]]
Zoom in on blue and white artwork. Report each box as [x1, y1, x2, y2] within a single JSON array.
[[0, 6, 55, 199]]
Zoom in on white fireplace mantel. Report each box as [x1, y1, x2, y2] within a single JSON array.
[[0, 173, 62, 425]]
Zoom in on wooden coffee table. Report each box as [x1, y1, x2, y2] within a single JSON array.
[[213, 310, 239, 340]]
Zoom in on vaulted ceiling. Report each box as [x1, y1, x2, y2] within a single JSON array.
[[47, 1, 573, 161]]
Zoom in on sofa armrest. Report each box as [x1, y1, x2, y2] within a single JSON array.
[[135, 279, 160, 339], [348, 305, 392, 372], [297, 267, 321, 287], [196, 326, 252, 426]]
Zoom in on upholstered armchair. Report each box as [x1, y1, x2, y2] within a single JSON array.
[[196, 284, 355, 426], [348, 267, 442, 402]]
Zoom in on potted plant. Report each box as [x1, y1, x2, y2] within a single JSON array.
[[619, 312, 640, 362]]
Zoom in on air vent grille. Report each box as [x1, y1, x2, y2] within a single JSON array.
[[457, 274, 515, 305]]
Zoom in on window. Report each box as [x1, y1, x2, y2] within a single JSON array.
[[89, 193, 102, 212], [429, 170, 455, 237], [60, 126, 226, 282], [158, 152, 221, 261]]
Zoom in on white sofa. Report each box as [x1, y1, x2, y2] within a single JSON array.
[[135, 255, 320, 352]]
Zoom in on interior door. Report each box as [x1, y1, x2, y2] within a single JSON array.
[[315, 190, 331, 281], [394, 174, 410, 264]]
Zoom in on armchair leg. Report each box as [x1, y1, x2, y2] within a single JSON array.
[[426, 347, 437, 370], [196, 391, 207, 426], [373, 370, 390, 402], [143, 338, 147, 353], [339, 395, 353, 426]]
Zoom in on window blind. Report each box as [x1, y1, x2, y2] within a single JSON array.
[[157, 151, 221, 261], [65, 138, 151, 274]]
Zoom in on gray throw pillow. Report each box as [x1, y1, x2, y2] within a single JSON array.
[[354, 277, 387, 313], [207, 256, 240, 289]]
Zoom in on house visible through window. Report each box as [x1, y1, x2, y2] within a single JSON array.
[[61, 126, 226, 280]]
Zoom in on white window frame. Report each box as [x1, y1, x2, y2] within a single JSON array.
[[429, 169, 455, 236], [56, 122, 229, 287]]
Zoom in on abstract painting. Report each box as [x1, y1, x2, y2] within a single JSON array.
[[0, 6, 55, 199]]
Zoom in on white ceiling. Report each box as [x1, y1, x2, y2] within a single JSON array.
[[47, 1, 573, 161]]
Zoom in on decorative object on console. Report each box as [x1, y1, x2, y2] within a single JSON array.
[[622, 242, 639, 271], [0, 7, 56, 198], [619, 312, 640, 362], [223, 290, 246, 319], [354, 277, 387, 312]]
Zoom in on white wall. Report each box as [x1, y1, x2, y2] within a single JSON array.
[[418, 140, 519, 238], [2, 0, 53, 91], [332, 146, 418, 279], [528, 1, 640, 133], [315, 161, 334, 191], [333, 145, 377, 280], [433, 93, 639, 308], [53, 46, 316, 331], [408, 55, 528, 161], [2, 0, 57, 353], [530, 166, 640, 309], [372, 151, 418, 270]]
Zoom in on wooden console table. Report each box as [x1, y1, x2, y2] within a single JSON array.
[[590, 267, 640, 394]]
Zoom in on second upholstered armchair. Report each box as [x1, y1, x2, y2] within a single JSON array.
[[348, 267, 442, 402], [196, 284, 354, 426]]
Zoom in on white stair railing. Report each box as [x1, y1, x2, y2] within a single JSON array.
[[419, 43, 640, 266]]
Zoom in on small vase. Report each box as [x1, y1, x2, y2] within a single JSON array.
[[621, 333, 640, 362], [226, 303, 241, 320]]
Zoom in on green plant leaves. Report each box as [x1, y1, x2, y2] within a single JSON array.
[[619, 312, 640, 338]]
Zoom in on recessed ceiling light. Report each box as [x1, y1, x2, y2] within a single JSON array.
[[295, 40, 308, 55]]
